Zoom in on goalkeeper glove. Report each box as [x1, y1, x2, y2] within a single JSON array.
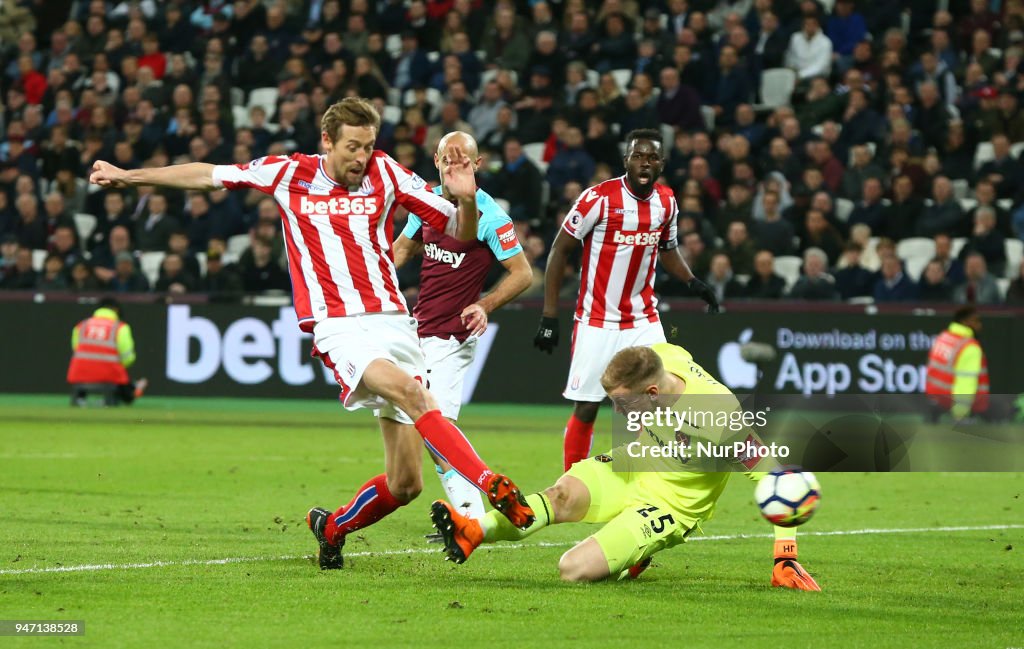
[[771, 539, 821, 591], [533, 316, 559, 353], [687, 278, 721, 313]]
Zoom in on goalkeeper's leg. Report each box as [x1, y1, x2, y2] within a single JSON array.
[[558, 501, 690, 582]]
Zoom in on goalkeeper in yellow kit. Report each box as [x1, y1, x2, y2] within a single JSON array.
[[430, 343, 821, 589]]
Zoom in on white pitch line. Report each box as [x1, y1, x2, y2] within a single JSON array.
[[2, 524, 1021, 577]]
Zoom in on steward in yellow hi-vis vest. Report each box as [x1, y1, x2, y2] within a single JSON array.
[[925, 306, 989, 419], [67, 298, 147, 406]]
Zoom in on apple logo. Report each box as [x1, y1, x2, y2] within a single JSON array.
[[717, 328, 758, 389]]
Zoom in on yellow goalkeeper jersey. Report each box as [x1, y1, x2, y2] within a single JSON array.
[[619, 343, 764, 527]]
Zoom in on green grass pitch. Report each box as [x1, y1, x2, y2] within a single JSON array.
[[0, 395, 1021, 648]]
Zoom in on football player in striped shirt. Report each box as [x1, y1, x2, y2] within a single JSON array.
[[89, 98, 535, 570], [534, 128, 720, 471]]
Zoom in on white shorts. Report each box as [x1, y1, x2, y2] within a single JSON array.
[[564, 319, 666, 402], [421, 335, 478, 420], [313, 313, 426, 424]]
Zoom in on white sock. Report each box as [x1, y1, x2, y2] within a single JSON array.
[[437, 467, 486, 519]]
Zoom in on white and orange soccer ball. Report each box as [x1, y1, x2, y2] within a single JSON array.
[[755, 468, 821, 527]]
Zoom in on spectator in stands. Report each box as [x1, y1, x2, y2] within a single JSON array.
[[166, 230, 200, 280], [468, 81, 507, 145], [981, 90, 1024, 144], [932, 233, 967, 285], [884, 174, 924, 241], [744, 250, 786, 299], [970, 178, 1013, 237], [789, 247, 839, 301], [826, 0, 867, 64], [199, 248, 243, 302], [910, 52, 959, 108], [711, 45, 750, 127], [0, 235, 16, 279], [656, 66, 703, 132], [681, 230, 713, 284], [706, 253, 745, 302], [940, 121, 975, 183], [492, 138, 544, 224], [720, 221, 756, 276], [155, 253, 196, 294], [848, 177, 886, 232], [50, 224, 82, 268], [841, 144, 885, 200], [592, 12, 636, 72], [958, 207, 1007, 277], [918, 259, 955, 302], [717, 184, 754, 235], [239, 238, 289, 293], [800, 208, 844, 265], [14, 194, 47, 250], [955, 252, 1002, 304], [107, 251, 149, 293], [1005, 260, 1024, 305], [392, 32, 431, 92], [918, 176, 967, 237], [785, 14, 832, 81], [808, 140, 844, 194], [874, 253, 918, 302], [835, 242, 877, 300], [977, 134, 1024, 201], [426, 102, 475, 154], [546, 126, 595, 198], [751, 189, 796, 255], [0, 245, 35, 289], [36, 253, 67, 291], [135, 192, 178, 251], [481, 6, 530, 73], [840, 88, 884, 151], [67, 260, 101, 293]]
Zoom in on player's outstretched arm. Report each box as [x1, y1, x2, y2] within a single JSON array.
[[535, 230, 579, 353], [392, 234, 424, 269], [464, 252, 532, 336], [658, 247, 720, 313], [89, 160, 219, 191]]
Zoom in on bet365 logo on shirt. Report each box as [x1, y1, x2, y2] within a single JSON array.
[[612, 230, 661, 246], [300, 195, 379, 216]]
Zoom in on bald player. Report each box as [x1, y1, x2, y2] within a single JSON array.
[[394, 131, 533, 519]]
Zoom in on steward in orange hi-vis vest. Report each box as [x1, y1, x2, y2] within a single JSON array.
[[925, 307, 989, 419], [67, 299, 147, 406]]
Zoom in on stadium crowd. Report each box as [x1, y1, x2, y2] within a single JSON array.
[[3, 0, 1024, 306]]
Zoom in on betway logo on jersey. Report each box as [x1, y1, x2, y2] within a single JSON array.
[[612, 230, 662, 246], [299, 195, 379, 216], [423, 242, 466, 268]]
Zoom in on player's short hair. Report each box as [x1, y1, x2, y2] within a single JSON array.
[[954, 306, 978, 324], [601, 346, 664, 393], [99, 297, 121, 315], [624, 128, 662, 153], [321, 97, 381, 144]]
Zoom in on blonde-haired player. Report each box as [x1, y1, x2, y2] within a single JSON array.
[[430, 343, 821, 588]]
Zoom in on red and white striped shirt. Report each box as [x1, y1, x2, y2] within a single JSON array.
[[213, 151, 460, 332], [561, 176, 678, 329]]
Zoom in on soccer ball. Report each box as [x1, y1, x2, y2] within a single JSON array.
[[754, 468, 821, 527]]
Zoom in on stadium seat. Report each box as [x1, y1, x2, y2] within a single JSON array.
[[140, 252, 165, 287], [610, 69, 632, 92], [402, 87, 443, 109], [31, 249, 47, 271], [952, 178, 970, 200], [774, 255, 803, 290], [196, 252, 207, 279], [248, 87, 279, 117], [230, 86, 245, 107], [951, 237, 967, 257], [1005, 239, 1023, 278], [232, 105, 251, 129], [523, 142, 548, 173], [480, 68, 499, 88], [73, 212, 97, 240], [1012, 142, 1024, 158], [586, 69, 599, 88], [973, 142, 995, 170], [493, 197, 511, 214], [997, 198, 1013, 211], [997, 277, 1010, 300], [757, 68, 797, 109], [227, 234, 251, 258], [958, 198, 977, 212], [835, 198, 854, 222], [701, 105, 715, 131], [382, 105, 402, 124], [896, 237, 936, 262], [660, 123, 675, 149], [427, 51, 440, 63], [385, 34, 402, 57]]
